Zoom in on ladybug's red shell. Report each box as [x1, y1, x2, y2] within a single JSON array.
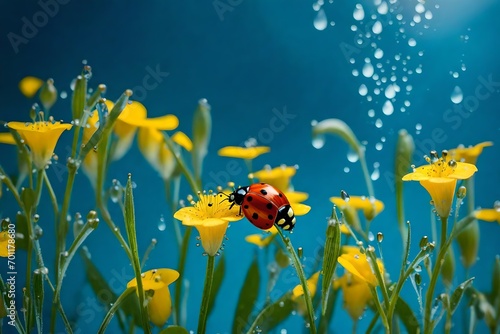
[[227, 183, 296, 230]]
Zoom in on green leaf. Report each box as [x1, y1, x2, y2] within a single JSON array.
[[15, 213, 29, 250], [33, 270, 44, 333], [450, 277, 475, 314], [394, 296, 419, 334], [249, 292, 295, 333], [207, 254, 226, 315], [81, 248, 118, 309], [318, 286, 338, 334], [72, 75, 87, 121], [85, 84, 106, 111], [79, 89, 132, 160], [158, 326, 189, 334], [191, 99, 212, 184], [232, 256, 260, 333], [321, 209, 341, 315], [21, 187, 36, 216]]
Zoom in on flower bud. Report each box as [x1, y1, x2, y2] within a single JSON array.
[[39, 78, 58, 111], [192, 98, 212, 183], [395, 129, 415, 181], [441, 247, 455, 288], [456, 220, 479, 268]]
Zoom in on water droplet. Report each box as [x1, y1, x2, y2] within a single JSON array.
[[313, 9, 328, 31], [158, 216, 166, 231], [368, 109, 375, 117], [375, 118, 383, 128], [359, 84, 368, 96], [415, 3, 425, 14], [60, 91, 67, 99], [353, 4, 365, 21], [374, 48, 384, 59], [416, 123, 422, 131], [312, 134, 325, 149], [408, 38, 417, 47], [362, 62, 374, 78], [384, 85, 396, 99], [377, 1, 388, 15], [375, 142, 383, 151], [382, 100, 394, 115], [347, 149, 359, 163], [451, 86, 463, 104], [425, 10, 433, 20], [368, 231, 375, 241], [344, 167, 350, 173], [340, 190, 350, 202], [371, 167, 380, 181], [372, 21, 383, 34]]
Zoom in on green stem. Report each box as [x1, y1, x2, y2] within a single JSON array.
[[97, 288, 135, 334], [165, 179, 182, 248], [162, 132, 200, 192], [275, 228, 317, 334], [42, 171, 59, 218], [358, 148, 375, 199], [174, 226, 192, 326], [424, 216, 449, 334], [369, 285, 390, 333], [197, 255, 215, 334]]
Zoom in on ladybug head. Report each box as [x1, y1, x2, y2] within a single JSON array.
[[228, 186, 248, 206]]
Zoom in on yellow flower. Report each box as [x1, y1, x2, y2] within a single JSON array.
[[334, 273, 373, 320], [19, 76, 44, 98], [475, 208, 500, 224], [245, 225, 278, 247], [337, 246, 384, 286], [330, 195, 384, 221], [7, 121, 72, 170], [81, 111, 100, 187], [253, 165, 297, 191], [111, 100, 179, 160], [171, 131, 193, 152], [174, 192, 243, 256], [126, 268, 179, 327], [292, 271, 320, 315], [218, 146, 270, 160], [0, 231, 13, 257], [0, 133, 16, 145], [449, 141, 493, 164], [402, 151, 477, 218]]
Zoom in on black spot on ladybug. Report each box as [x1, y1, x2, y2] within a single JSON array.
[[247, 196, 253, 202], [278, 193, 283, 197], [208, 203, 213, 207], [266, 203, 273, 210], [260, 182, 265, 185], [260, 189, 268, 195], [268, 214, 273, 220], [252, 213, 258, 220], [244, 205, 249, 209]]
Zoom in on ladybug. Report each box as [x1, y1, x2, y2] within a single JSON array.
[[225, 183, 296, 231]]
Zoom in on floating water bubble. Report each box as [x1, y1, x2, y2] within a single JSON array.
[[406, 85, 413, 92], [375, 118, 383, 128], [452, 72, 459, 78], [416, 123, 422, 131], [451, 86, 463, 104], [351, 25, 358, 32], [413, 15, 421, 23], [375, 142, 383, 151], [347, 149, 359, 163], [158, 216, 166, 231], [373, 88, 380, 95], [382, 100, 394, 115], [368, 109, 375, 117], [415, 3, 425, 13], [368, 231, 375, 241], [371, 167, 380, 181], [314, 9, 328, 31], [377, 1, 388, 15], [70, 78, 76, 91], [374, 48, 384, 59], [408, 38, 417, 47], [425, 10, 433, 19], [359, 84, 368, 96], [372, 21, 383, 34], [330, 21, 336, 26], [344, 167, 350, 173], [384, 84, 396, 99], [352, 69, 359, 77], [60, 91, 68, 99], [404, 100, 411, 107], [362, 63, 374, 78], [312, 134, 325, 149], [461, 64, 467, 71], [353, 4, 365, 21]]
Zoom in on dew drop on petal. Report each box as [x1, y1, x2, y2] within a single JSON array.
[[314, 9, 328, 31], [382, 100, 394, 115], [451, 86, 463, 104], [353, 4, 365, 21]]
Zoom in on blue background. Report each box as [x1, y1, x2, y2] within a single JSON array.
[[1, 0, 500, 333]]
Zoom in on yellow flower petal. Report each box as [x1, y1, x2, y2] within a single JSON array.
[[126, 268, 179, 327], [245, 226, 278, 247], [8, 121, 72, 170], [449, 141, 493, 164], [195, 222, 229, 256], [126, 114, 179, 130], [284, 191, 308, 203], [253, 165, 297, 191], [0, 231, 12, 257], [218, 146, 270, 160], [0, 133, 16, 145], [172, 131, 193, 151], [292, 272, 320, 299], [330, 196, 384, 220], [335, 274, 373, 320], [338, 246, 384, 286], [290, 202, 311, 216], [475, 208, 500, 223], [19, 76, 44, 98]]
